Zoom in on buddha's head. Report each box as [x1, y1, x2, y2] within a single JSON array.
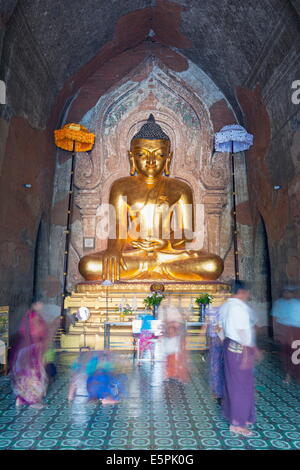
[[129, 114, 172, 178]]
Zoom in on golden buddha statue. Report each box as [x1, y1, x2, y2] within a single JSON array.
[[79, 115, 223, 282]]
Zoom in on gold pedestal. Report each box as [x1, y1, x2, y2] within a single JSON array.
[[61, 281, 231, 351]]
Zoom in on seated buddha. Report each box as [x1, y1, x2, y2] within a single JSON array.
[[79, 114, 223, 282]]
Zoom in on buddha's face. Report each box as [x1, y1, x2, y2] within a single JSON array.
[[129, 138, 171, 178]]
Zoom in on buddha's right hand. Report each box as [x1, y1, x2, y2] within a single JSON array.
[[102, 251, 127, 282]]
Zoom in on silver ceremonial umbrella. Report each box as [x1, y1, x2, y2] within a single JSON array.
[[214, 124, 253, 281]]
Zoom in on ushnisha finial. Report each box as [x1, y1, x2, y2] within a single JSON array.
[[132, 114, 170, 141]]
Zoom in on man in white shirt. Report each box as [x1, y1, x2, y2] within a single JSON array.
[[218, 281, 261, 436]]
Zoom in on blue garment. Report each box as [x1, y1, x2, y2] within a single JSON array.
[[271, 299, 288, 324], [71, 352, 100, 375], [285, 299, 300, 327], [140, 314, 154, 332], [272, 298, 300, 327], [206, 307, 221, 338], [208, 336, 224, 398], [86, 356, 99, 376], [87, 370, 127, 400], [71, 353, 86, 372]]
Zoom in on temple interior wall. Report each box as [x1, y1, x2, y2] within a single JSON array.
[[0, 2, 300, 335]]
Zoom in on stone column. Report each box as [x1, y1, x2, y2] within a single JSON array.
[[75, 190, 99, 251], [203, 193, 226, 256]]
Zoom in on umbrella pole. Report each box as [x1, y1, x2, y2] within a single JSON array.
[[61, 140, 76, 333], [231, 142, 239, 281]]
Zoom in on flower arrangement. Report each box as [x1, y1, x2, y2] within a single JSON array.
[[117, 303, 133, 315], [123, 304, 133, 315], [195, 293, 213, 306], [143, 292, 165, 309]]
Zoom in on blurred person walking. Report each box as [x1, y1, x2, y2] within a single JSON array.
[[158, 298, 189, 383], [137, 312, 155, 366], [68, 351, 128, 405], [218, 281, 262, 436], [290, 288, 300, 384], [272, 287, 294, 383], [10, 301, 49, 409], [272, 286, 300, 384], [86, 351, 127, 404], [206, 306, 224, 403]]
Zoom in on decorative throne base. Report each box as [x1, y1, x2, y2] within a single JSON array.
[[61, 281, 231, 351]]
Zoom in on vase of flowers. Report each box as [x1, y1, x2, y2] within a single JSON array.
[[195, 293, 213, 323], [143, 292, 165, 318], [122, 304, 133, 321], [117, 303, 133, 321]]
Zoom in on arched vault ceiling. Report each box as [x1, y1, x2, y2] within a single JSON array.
[[1, 0, 300, 120]]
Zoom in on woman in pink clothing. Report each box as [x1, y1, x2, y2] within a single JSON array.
[[10, 302, 49, 409]]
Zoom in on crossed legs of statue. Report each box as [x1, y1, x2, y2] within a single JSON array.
[[79, 249, 223, 281]]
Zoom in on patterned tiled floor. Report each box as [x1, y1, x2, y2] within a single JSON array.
[[0, 349, 299, 450]]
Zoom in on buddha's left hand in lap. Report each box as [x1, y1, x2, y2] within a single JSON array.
[[131, 238, 168, 252]]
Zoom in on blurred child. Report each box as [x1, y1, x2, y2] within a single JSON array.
[[137, 313, 156, 366], [68, 351, 127, 405], [86, 352, 127, 404]]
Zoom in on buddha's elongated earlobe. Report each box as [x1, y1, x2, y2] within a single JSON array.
[[128, 151, 136, 175], [164, 152, 172, 176]]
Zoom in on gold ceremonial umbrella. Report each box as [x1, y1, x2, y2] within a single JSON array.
[[54, 123, 95, 152], [54, 123, 95, 332]]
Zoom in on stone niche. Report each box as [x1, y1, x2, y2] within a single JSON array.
[[66, 59, 234, 290]]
